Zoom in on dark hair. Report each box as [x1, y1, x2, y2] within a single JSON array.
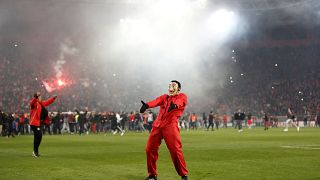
[[171, 80, 181, 90]]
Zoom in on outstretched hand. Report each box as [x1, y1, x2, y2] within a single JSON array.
[[140, 100, 149, 113], [168, 101, 177, 112]]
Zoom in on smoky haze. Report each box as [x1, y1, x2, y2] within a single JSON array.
[[0, 0, 318, 112]]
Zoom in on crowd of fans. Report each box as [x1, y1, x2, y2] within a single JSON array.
[[1, 108, 319, 137], [207, 45, 320, 117], [0, 110, 157, 137], [1, 42, 320, 137]]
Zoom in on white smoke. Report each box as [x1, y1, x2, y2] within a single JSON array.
[[91, 1, 243, 111], [54, 38, 79, 78]]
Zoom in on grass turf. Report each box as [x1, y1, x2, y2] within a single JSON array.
[[1, 127, 320, 180]]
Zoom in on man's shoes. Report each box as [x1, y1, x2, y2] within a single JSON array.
[[145, 175, 157, 180], [297, 126, 300, 132], [182, 175, 188, 180], [32, 151, 40, 157]]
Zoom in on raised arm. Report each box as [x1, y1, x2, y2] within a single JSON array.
[[42, 95, 57, 106], [140, 95, 166, 113], [147, 94, 168, 108]]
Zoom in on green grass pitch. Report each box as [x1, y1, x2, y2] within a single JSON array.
[[1, 127, 320, 180]]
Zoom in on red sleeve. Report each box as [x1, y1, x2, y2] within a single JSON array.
[[42, 97, 56, 107], [30, 98, 38, 109], [147, 94, 167, 108], [175, 93, 187, 109]]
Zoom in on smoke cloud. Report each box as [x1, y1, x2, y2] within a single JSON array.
[[1, 0, 318, 112], [55, 38, 79, 79]]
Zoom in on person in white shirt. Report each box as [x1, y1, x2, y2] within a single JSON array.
[[283, 108, 300, 132]]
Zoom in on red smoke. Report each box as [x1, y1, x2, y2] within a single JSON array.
[[42, 78, 72, 93]]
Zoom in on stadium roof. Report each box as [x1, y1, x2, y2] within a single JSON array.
[[57, 0, 320, 26]]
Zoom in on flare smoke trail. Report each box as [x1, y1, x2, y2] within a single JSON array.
[[54, 38, 79, 79]]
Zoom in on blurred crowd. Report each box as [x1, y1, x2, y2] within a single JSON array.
[[0, 110, 158, 137], [1, 108, 320, 137], [209, 45, 320, 117], [1, 43, 320, 137]]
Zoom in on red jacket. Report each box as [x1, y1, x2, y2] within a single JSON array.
[[146, 93, 187, 128], [30, 97, 56, 127]]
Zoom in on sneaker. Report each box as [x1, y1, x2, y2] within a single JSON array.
[[145, 175, 157, 180], [283, 129, 288, 132], [297, 127, 300, 132], [238, 129, 243, 133], [32, 151, 40, 157], [112, 131, 117, 135], [121, 132, 124, 136], [182, 175, 188, 180]]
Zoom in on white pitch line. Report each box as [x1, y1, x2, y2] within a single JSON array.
[[280, 145, 320, 150]]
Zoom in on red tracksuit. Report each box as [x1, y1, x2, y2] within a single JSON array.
[[145, 93, 188, 177]]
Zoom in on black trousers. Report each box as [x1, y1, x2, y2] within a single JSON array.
[[235, 120, 243, 130], [207, 121, 214, 130], [79, 122, 85, 135], [30, 125, 42, 153]]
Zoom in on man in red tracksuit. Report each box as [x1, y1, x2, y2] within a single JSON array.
[[140, 80, 188, 180], [30, 92, 57, 157]]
